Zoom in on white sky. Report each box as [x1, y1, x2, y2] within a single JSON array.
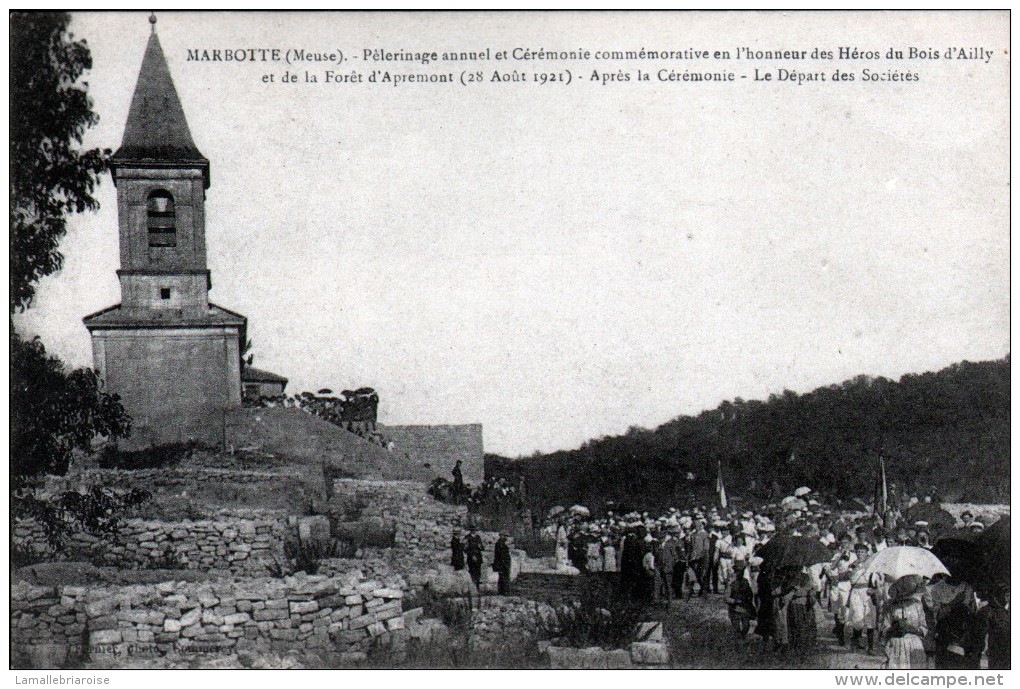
[[13, 11, 1009, 457]]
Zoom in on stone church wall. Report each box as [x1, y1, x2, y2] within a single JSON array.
[[92, 327, 241, 450]]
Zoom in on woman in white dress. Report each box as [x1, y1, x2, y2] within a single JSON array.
[[845, 543, 880, 654], [586, 530, 604, 572], [824, 537, 858, 646], [603, 536, 618, 573], [555, 521, 570, 570], [884, 574, 928, 669]]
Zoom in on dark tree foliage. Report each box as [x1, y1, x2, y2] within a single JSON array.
[[10, 12, 109, 312], [489, 356, 1010, 515], [9, 16, 149, 565], [11, 331, 135, 566], [10, 330, 131, 478], [9, 13, 129, 480]]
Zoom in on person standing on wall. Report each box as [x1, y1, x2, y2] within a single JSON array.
[[493, 531, 514, 595], [452, 460, 466, 503]]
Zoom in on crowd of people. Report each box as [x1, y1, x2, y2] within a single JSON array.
[[248, 388, 390, 446], [429, 463, 528, 512], [539, 489, 1009, 670]]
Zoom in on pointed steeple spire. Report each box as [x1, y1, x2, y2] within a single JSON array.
[[112, 25, 209, 184]]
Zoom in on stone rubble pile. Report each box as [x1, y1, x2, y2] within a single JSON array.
[[460, 595, 557, 650], [542, 621, 672, 669]]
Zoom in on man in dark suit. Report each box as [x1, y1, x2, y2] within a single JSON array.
[[688, 520, 711, 595], [450, 528, 465, 571], [493, 531, 513, 595], [673, 528, 691, 600], [466, 528, 484, 592], [621, 528, 644, 601], [658, 527, 681, 605]]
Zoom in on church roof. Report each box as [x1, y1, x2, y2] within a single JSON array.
[[83, 302, 246, 329], [112, 30, 210, 184], [242, 367, 289, 384]]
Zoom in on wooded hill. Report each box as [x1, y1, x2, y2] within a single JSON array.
[[486, 356, 1010, 515]]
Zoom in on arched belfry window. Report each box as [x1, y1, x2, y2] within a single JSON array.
[[147, 190, 176, 247]]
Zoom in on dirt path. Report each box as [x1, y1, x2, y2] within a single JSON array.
[[648, 592, 886, 670]]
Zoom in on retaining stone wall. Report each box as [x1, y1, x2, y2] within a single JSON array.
[[12, 517, 291, 576], [332, 479, 466, 564], [543, 621, 672, 669], [330, 479, 514, 588], [11, 573, 406, 668]]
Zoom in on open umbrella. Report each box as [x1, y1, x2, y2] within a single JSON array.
[[944, 527, 979, 541], [976, 516, 1009, 587], [547, 505, 566, 519], [932, 533, 979, 558], [852, 546, 949, 583], [932, 535, 985, 587], [757, 534, 832, 571], [904, 503, 956, 533], [569, 505, 591, 518]]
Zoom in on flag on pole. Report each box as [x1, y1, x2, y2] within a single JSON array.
[[873, 455, 888, 517], [716, 459, 728, 509]]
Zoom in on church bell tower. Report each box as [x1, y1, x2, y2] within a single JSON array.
[[112, 22, 212, 318], [84, 18, 246, 449]]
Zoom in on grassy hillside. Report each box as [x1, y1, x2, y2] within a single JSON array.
[[226, 407, 434, 482], [487, 356, 1009, 515]]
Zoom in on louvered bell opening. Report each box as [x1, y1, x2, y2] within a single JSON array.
[[147, 190, 177, 246], [148, 216, 175, 229], [148, 229, 177, 247]]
